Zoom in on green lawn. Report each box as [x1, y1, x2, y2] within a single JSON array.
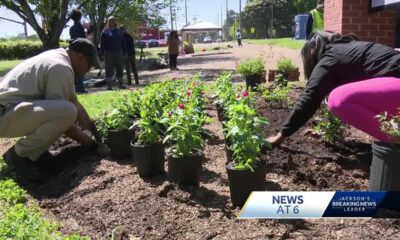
[[78, 89, 131, 119], [0, 60, 21, 76], [243, 38, 306, 49]]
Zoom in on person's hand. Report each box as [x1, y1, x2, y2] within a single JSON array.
[[266, 132, 286, 148], [300, 128, 321, 138]]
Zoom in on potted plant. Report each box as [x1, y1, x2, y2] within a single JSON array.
[[131, 117, 165, 178], [99, 109, 135, 159], [98, 94, 138, 159], [224, 91, 270, 207], [236, 58, 265, 90], [276, 58, 300, 81], [214, 72, 236, 122], [162, 99, 207, 186], [130, 86, 168, 178], [373, 112, 400, 190]]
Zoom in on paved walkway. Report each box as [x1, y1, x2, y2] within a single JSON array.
[[86, 42, 304, 91]]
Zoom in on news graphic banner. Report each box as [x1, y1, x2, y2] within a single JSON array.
[[238, 192, 400, 219]]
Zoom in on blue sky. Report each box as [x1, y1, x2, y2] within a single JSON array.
[[0, 0, 244, 39]]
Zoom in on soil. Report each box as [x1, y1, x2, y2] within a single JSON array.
[[2, 43, 400, 239], [13, 88, 400, 240]]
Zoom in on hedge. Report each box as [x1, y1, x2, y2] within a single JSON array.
[[0, 40, 69, 60]]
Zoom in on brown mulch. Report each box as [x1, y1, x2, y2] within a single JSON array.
[[12, 88, 400, 240]]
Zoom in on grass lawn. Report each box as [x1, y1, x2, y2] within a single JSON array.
[[0, 60, 21, 76], [243, 38, 305, 49], [78, 89, 131, 119]]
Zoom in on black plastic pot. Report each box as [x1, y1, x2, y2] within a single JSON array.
[[107, 129, 135, 159], [168, 151, 204, 186], [245, 74, 261, 90], [369, 142, 400, 191], [226, 164, 266, 207], [131, 142, 165, 178]]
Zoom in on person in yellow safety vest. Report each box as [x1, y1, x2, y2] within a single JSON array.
[[306, 0, 324, 39]]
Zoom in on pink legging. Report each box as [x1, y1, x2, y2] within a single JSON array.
[[328, 77, 400, 143]]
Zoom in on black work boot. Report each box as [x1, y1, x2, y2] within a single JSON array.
[[3, 147, 43, 182]]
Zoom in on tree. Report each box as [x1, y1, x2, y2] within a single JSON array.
[[223, 10, 237, 41], [0, 0, 83, 49], [242, 0, 315, 39], [80, 0, 167, 47], [0, 1, 95, 49]]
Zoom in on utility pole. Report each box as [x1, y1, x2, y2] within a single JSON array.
[[226, 0, 228, 41], [185, 0, 188, 26], [170, 0, 174, 30], [174, 9, 178, 31], [239, 0, 241, 31], [221, 3, 223, 27], [270, 0, 274, 37]]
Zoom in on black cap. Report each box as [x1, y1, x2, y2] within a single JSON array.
[[69, 38, 100, 69]]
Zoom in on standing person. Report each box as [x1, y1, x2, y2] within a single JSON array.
[[0, 38, 101, 181], [306, 0, 324, 39], [236, 29, 242, 47], [266, 32, 400, 190], [69, 8, 87, 93], [100, 16, 127, 90], [167, 31, 180, 71], [120, 27, 139, 85]]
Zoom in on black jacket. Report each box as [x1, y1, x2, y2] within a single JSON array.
[[281, 38, 400, 137]]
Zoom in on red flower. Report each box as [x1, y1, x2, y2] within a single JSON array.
[[179, 103, 185, 110], [186, 90, 191, 97], [241, 90, 249, 97]]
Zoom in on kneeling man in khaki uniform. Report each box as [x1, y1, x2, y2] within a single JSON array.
[[0, 38, 100, 181]]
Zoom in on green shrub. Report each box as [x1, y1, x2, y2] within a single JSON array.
[[276, 58, 297, 74], [0, 40, 68, 60], [377, 111, 400, 139], [313, 106, 344, 143], [236, 58, 265, 76]]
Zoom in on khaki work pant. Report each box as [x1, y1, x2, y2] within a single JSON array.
[[0, 100, 77, 161]]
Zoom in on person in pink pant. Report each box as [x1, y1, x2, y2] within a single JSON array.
[[267, 31, 400, 146]]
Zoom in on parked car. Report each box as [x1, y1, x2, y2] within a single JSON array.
[[203, 36, 212, 44], [148, 39, 160, 48], [158, 39, 167, 47], [135, 40, 147, 49], [215, 37, 222, 43]]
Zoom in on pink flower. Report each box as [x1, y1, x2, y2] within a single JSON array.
[[241, 90, 249, 97], [186, 90, 191, 97], [179, 103, 185, 110]]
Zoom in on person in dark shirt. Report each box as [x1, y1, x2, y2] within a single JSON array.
[[100, 16, 127, 90], [69, 9, 87, 93], [120, 27, 139, 85], [267, 31, 400, 147]]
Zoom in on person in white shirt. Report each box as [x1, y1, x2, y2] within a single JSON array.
[[0, 38, 101, 181]]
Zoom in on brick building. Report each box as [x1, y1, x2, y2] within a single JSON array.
[[324, 0, 399, 47]]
